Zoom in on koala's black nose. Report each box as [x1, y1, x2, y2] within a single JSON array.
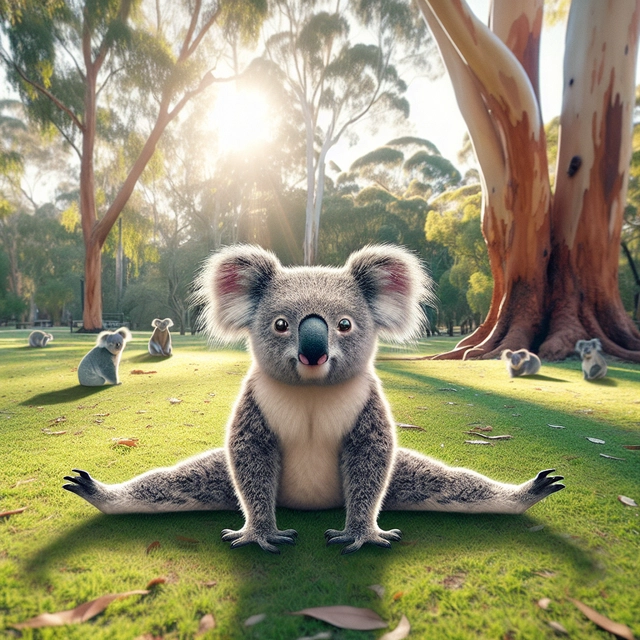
[[298, 315, 328, 366]]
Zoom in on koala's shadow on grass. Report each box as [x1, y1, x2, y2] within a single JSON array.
[[19, 384, 109, 406], [524, 373, 571, 383], [25, 508, 598, 614], [583, 376, 617, 387], [127, 353, 169, 364]]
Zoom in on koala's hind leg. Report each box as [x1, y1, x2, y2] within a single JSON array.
[[63, 448, 239, 514], [383, 448, 564, 515]]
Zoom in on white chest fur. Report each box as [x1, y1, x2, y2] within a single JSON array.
[[250, 367, 373, 509]]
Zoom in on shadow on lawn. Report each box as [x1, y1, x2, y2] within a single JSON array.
[[19, 385, 109, 406], [22, 506, 599, 636]]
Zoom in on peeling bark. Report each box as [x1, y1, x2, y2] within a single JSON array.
[[418, 0, 640, 363]]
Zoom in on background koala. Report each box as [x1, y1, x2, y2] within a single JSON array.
[[501, 348, 541, 377], [77, 327, 132, 386], [64, 245, 564, 554], [28, 330, 53, 347], [576, 338, 607, 380], [148, 318, 174, 356]]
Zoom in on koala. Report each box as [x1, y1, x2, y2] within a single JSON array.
[[28, 330, 53, 347], [575, 338, 607, 380], [501, 348, 541, 377], [77, 327, 132, 386], [148, 318, 174, 357], [63, 245, 564, 554]]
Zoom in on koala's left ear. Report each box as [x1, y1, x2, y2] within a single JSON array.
[[116, 327, 132, 341], [194, 244, 281, 342], [346, 245, 432, 341]]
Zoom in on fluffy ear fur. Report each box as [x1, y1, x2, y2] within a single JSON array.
[[164, 318, 174, 329], [116, 327, 132, 341], [152, 318, 162, 328], [194, 244, 281, 342], [345, 245, 432, 341]]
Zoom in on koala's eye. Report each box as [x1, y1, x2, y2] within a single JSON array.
[[337, 318, 352, 332], [274, 318, 289, 333]]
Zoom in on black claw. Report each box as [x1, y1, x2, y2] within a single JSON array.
[[63, 476, 81, 484], [536, 469, 555, 479], [62, 484, 77, 492], [71, 469, 91, 479]]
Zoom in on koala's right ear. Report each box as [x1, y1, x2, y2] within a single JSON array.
[[194, 245, 280, 342], [501, 349, 513, 360], [575, 340, 586, 354]]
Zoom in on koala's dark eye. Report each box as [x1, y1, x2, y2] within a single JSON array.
[[337, 318, 352, 332], [274, 318, 289, 333]]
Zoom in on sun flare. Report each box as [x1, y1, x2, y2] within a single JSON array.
[[209, 86, 273, 153]]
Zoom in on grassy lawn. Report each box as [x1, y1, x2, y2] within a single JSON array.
[[0, 327, 639, 639]]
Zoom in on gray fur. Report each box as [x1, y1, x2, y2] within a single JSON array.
[[64, 245, 564, 554], [575, 338, 607, 380], [28, 330, 53, 347], [501, 348, 541, 377], [77, 327, 132, 386], [148, 318, 174, 356]]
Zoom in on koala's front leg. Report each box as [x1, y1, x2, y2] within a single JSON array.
[[325, 393, 401, 554], [222, 390, 297, 554]]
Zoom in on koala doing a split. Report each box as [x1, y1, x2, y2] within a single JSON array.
[[28, 330, 54, 347], [77, 327, 132, 386], [64, 245, 564, 554], [148, 318, 174, 357], [501, 348, 541, 377], [575, 338, 607, 380]]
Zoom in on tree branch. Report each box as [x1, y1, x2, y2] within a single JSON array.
[[1, 51, 85, 133]]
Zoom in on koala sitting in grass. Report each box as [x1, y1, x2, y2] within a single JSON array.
[[148, 318, 174, 357], [77, 327, 132, 386], [28, 330, 54, 347], [64, 245, 564, 554], [575, 338, 607, 380], [501, 348, 541, 377]]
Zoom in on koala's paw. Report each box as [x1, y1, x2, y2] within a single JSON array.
[[63, 469, 110, 511], [221, 525, 298, 554], [519, 469, 565, 510], [324, 526, 402, 554]]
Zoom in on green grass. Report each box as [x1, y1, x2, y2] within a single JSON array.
[[1, 328, 639, 639]]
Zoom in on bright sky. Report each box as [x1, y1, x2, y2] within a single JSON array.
[[328, 0, 567, 173]]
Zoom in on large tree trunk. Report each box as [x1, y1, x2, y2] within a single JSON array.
[[540, 0, 640, 360], [418, 0, 640, 362]]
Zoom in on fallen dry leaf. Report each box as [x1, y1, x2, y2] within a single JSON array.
[[176, 535, 199, 544], [600, 454, 626, 461], [464, 440, 494, 446], [168, 397, 182, 404], [439, 387, 457, 392], [145, 577, 166, 589], [442, 574, 465, 589], [112, 438, 139, 447], [295, 633, 331, 640], [196, 613, 215, 636], [569, 598, 635, 640], [537, 597, 551, 610], [42, 428, 67, 435], [396, 422, 425, 431], [392, 591, 404, 601], [547, 620, 568, 635], [622, 445, 640, 450], [618, 495, 638, 507], [292, 606, 387, 631], [368, 584, 385, 599], [12, 478, 36, 488], [244, 613, 266, 627], [548, 424, 566, 429], [202, 580, 218, 588], [528, 524, 545, 532], [94, 413, 110, 417], [534, 570, 556, 578], [50, 416, 67, 423], [379, 615, 410, 640], [146, 541, 160, 554], [0, 507, 27, 518], [464, 432, 513, 440], [12, 590, 149, 629], [130, 370, 157, 375], [586, 437, 605, 444]]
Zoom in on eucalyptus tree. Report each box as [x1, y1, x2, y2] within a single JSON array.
[[418, 0, 640, 361], [264, 0, 429, 265], [0, 0, 267, 330]]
